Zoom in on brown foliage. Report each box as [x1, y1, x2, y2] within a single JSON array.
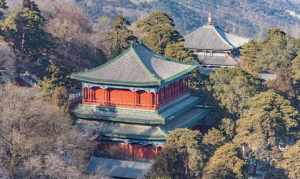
[[0, 85, 97, 178]]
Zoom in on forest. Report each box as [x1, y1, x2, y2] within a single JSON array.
[[0, 0, 300, 179]]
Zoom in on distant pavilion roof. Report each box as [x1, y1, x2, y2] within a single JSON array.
[[71, 42, 197, 87], [184, 24, 250, 51]]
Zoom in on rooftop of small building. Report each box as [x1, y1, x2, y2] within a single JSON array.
[[197, 54, 239, 67], [70, 42, 197, 87], [87, 156, 152, 179], [184, 15, 250, 51]]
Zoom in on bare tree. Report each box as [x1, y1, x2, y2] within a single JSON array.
[[0, 85, 99, 178], [0, 38, 16, 83]]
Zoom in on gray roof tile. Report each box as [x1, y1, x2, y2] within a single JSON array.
[[197, 55, 239, 66], [71, 43, 196, 87], [184, 25, 250, 51]]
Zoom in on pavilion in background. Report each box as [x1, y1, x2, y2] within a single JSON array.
[[184, 14, 250, 74]]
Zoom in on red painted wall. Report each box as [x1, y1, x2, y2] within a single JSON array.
[[99, 143, 161, 161], [110, 89, 135, 106], [82, 79, 188, 109], [95, 88, 106, 102], [140, 92, 154, 107]]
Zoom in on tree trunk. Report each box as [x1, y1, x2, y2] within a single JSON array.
[[9, 126, 16, 179], [21, 31, 25, 52]]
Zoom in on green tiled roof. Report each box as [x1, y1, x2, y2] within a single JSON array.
[[73, 103, 165, 125], [76, 107, 210, 142], [70, 42, 197, 87], [72, 94, 200, 125]]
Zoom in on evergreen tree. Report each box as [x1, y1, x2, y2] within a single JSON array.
[[292, 54, 300, 82], [276, 140, 300, 179], [137, 12, 179, 54], [209, 68, 262, 117], [15, 0, 48, 54], [240, 40, 262, 74], [202, 143, 246, 179], [0, 0, 50, 55], [150, 145, 186, 179], [40, 63, 66, 95], [218, 118, 236, 140], [0, 0, 8, 10], [107, 16, 135, 57], [151, 129, 207, 178], [234, 91, 299, 154], [202, 128, 226, 149], [136, 11, 195, 63], [241, 28, 298, 74], [164, 42, 195, 63], [0, 0, 7, 19]]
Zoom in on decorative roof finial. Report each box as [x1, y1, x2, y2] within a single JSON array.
[[208, 12, 213, 25]]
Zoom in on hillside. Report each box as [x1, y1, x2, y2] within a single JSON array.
[[6, 0, 300, 37], [73, 0, 300, 37]]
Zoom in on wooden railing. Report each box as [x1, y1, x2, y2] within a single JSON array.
[[83, 101, 158, 110]]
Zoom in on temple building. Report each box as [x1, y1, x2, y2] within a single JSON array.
[[70, 42, 210, 163], [184, 14, 250, 72]]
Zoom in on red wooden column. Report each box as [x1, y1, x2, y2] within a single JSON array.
[[151, 93, 155, 109], [106, 89, 110, 105], [91, 88, 95, 102], [134, 91, 140, 107]]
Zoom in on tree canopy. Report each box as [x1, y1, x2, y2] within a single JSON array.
[[136, 11, 195, 63], [292, 54, 300, 82], [202, 143, 246, 179], [151, 129, 207, 178], [234, 90, 299, 153], [107, 15, 135, 57], [276, 140, 300, 179], [0, 0, 7, 10], [241, 29, 299, 74], [0, 0, 50, 56], [208, 68, 262, 117], [202, 128, 226, 149]]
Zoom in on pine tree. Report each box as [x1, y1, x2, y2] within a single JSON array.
[[0, 0, 7, 19], [40, 63, 66, 95], [136, 11, 195, 64], [14, 0, 48, 54], [234, 90, 298, 153], [276, 140, 300, 179], [209, 68, 262, 117], [0, 0, 8, 9], [151, 129, 207, 178], [240, 40, 262, 74], [0, 0, 50, 54], [292, 54, 300, 82], [202, 143, 246, 179], [241, 28, 298, 74], [107, 16, 135, 57]]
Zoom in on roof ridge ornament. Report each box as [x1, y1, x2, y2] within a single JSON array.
[[208, 12, 213, 25]]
